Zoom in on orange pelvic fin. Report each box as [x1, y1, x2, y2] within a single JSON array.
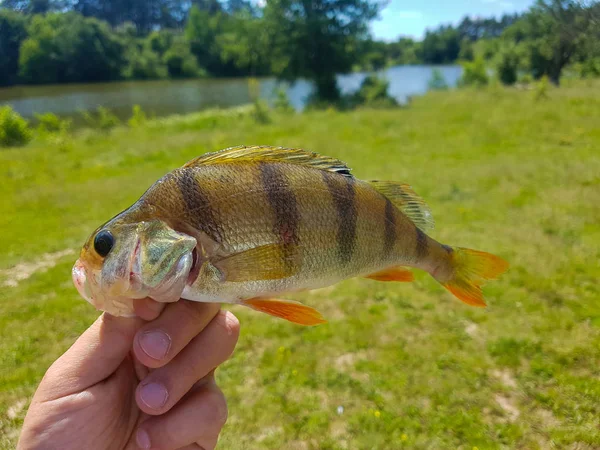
[[440, 247, 509, 307], [243, 297, 327, 326], [364, 266, 414, 282]]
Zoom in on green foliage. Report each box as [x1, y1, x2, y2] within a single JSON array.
[[34, 112, 71, 134], [0, 105, 32, 147], [264, 0, 380, 101], [579, 58, 600, 79], [534, 75, 550, 100], [459, 57, 489, 87], [428, 69, 449, 90], [420, 26, 461, 64], [0, 10, 27, 86], [273, 87, 294, 113], [349, 74, 398, 108], [82, 107, 120, 131], [248, 78, 271, 123], [127, 105, 147, 128], [19, 13, 124, 84], [162, 37, 203, 78], [496, 44, 520, 85]]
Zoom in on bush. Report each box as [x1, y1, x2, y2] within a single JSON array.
[[0, 106, 32, 147], [82, 107, 120, 131], [496, 46, 520, 86], [273, 87, 294, 113], [459, 57, 489, 87], [534, 75, 550, 101], [34, 112, 71, 134], [580, 58, 600, 79], [349, 74, 398, 108], [428, 69, 448, 90], [163, 38, 203, 78], [128, 105, 147, 128]]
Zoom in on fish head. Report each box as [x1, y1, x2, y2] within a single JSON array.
[[73, 219, 197, 316]]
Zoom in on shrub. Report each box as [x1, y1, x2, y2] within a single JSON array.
[[0, 106, 32, 147], [350, 74, 398, 108], [273, 87, 294, 113], [128, 105, 147, 128], [34, 112, 71, 134], [459, 57, 489, 87], [82, 106, 120, 131], [248, 78, 271, 124], [496, 46, 520, 86], [428, 69, 448, 90]]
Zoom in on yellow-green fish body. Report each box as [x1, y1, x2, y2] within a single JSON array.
[[73, 146, 508, 324]]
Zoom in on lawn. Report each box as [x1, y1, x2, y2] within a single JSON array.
[[1, 81, 599, 449]]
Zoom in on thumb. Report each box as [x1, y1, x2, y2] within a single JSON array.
[[40, 313, 144, 399]]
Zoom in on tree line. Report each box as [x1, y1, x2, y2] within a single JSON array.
[[0, 0, 599, 99]]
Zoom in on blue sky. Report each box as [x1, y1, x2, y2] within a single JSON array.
[[371, 0, 536, 41]]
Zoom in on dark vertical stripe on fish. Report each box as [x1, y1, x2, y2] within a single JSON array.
[[176, 169, 223, 242], [383, 197, 396, 258], [259, 163, 300, 269], [415, 227, 428, 259], [322, 172, 357, 265]]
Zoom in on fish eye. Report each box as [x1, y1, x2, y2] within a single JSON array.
[[94, 230, 114, 257]]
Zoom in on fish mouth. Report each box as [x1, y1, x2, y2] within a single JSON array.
[[72, 259, 93, 304]]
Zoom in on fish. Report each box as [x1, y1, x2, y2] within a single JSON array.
[[72, 146, 509, 325]]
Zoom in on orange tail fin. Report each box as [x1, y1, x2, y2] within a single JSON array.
[[440, 247, 509, 307], [243, 297, 327, 326]]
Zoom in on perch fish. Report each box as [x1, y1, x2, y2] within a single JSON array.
[[72, 146, 508, 325]]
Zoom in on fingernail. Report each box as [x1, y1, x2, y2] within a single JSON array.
[[136, 428, 151, 449], [140, 382, 168, 410], [140, 330, 171, 360]]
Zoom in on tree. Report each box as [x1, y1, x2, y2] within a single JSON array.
[[420, 25, 461, 64], [264, 0, 381, 102], [507, 0, 590, 85], [19, 13, 125, 84], [0, 10, 27, 86]]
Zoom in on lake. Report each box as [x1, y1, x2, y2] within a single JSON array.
[[0, 65, 462, 121]]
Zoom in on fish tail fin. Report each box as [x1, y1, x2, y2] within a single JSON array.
[[438, 247, 509, 307]]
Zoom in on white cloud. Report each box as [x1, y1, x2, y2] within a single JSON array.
[[396, 10, 423, 19]]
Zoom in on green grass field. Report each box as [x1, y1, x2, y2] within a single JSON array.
[[1, 82, 599, 449]]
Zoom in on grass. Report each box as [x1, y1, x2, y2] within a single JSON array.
[[1, 81, 600, 449]]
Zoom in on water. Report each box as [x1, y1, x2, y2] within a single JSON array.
[[0, 65, 462, 121]]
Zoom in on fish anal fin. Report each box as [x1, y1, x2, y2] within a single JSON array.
[[183, 146, 352, 177], [243, 298, 327, 326], [365, 266, 414, 282], [369, 180, 434, 232], [215, 243, 299, 282]]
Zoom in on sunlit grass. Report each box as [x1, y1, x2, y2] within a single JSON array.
[[1, 82, 600, 448]]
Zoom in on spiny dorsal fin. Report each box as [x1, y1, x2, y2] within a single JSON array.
[[369, 180, 435, 232], [183, 146, 352, 177]]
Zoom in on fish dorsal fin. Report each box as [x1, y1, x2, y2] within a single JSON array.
[[183, 146, 352, 177], [369, 180, 435, 232]]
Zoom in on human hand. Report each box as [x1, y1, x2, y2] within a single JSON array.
[[18, 299, 240, 450]]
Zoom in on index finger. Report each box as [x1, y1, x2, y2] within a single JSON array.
[[133, 300, 220, 369]]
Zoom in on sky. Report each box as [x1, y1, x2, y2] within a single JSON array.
[[371, 0, 536, 41]]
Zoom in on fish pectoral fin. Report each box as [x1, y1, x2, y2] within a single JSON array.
[[364, 266, 415, 282], [243, 297, 327, 326], [368, 180, 434, 232], [214, 243, 299, 282]]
